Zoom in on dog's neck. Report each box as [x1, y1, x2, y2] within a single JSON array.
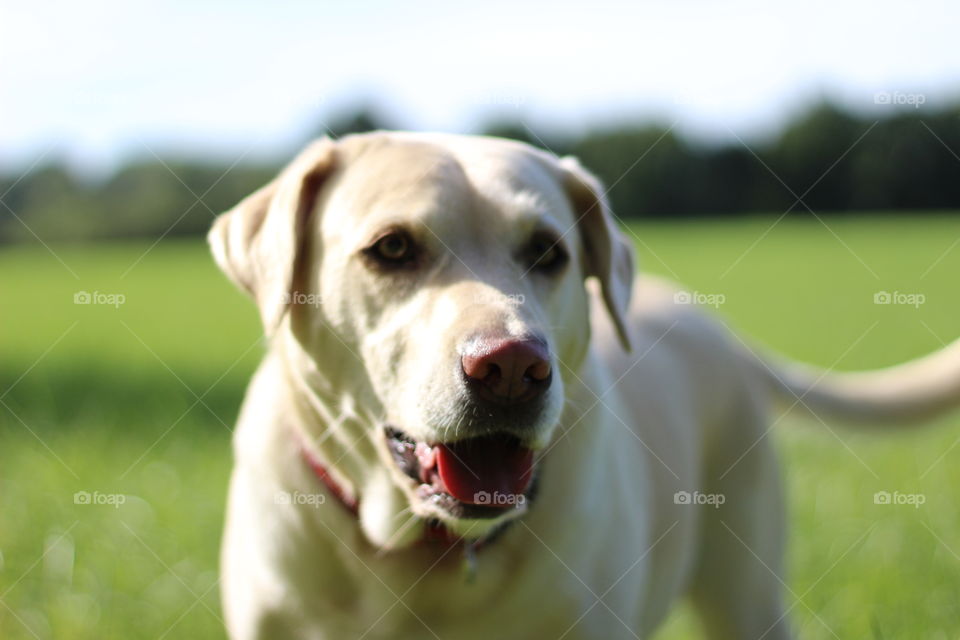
[[279, 333, 375, 501], [298, 434, 359, 514], [295, 428, 498, 577]]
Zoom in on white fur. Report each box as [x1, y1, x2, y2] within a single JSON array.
[[210, 132, 960, 640]]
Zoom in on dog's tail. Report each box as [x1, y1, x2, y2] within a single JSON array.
[[745, 337, 960, 426]]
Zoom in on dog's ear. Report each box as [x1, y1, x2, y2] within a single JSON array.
[[559, 156, 635, 351], [208, 138, 336, 333]]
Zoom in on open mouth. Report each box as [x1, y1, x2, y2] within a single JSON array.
[[385, 427, 536, 520]]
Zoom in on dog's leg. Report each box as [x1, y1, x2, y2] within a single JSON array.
[[688, 399, 792, 640]]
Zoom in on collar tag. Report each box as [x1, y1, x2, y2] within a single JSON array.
[[462, 541, 479, 584]]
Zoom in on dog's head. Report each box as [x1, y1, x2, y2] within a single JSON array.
[[209, 132, 634, 548]]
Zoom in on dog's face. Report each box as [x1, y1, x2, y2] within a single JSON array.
[[210, 132, 634, 547]]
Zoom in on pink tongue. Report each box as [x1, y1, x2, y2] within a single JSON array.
[[435, 436, 534, 505]]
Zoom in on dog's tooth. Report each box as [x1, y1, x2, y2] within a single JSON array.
[[415, 442, 437, 470]]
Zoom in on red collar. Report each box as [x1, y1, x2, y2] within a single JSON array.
[[300, 444, 479, 549], [300, 444, 359, 515]]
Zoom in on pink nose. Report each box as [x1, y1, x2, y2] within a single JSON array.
[[461, 337, 552, 404]]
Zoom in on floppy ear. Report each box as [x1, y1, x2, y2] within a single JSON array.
[[208, 138, 336, 333], [559, 156, 636, 351]]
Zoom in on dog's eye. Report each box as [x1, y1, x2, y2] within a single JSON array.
[[365, 230, 418, 268], [524, 233, 568, 274]]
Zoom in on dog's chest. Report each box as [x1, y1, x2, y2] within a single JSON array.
[[329, 540, 647, 639]]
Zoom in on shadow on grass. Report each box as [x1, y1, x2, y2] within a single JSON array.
[[0, 363, 249, 434]]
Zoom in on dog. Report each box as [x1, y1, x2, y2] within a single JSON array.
[[208, 131, 960, 639]]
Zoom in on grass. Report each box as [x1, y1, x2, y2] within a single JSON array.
[[2, 213, 960, 639]]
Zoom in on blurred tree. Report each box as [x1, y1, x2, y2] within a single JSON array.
[[568, 126, 697, 217], [770, 103, 864, 212], [477, 120, 570, 155], [4, 100, 960, 244]]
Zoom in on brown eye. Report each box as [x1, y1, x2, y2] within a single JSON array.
[[525, 233, 568, 273], [364, 230, 418, 268]]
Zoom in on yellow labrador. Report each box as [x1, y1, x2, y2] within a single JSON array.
[[209, 132, 960, 639]]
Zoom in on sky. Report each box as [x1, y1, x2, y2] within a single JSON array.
[[2, 0, 958, 175]]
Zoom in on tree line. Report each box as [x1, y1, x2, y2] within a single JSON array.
[[2, 101, 958, 244]]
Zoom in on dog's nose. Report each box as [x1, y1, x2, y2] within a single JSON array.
[[461, 336, 552, 404]]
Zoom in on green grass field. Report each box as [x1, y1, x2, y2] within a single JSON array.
[[2, 214, 960, 639]]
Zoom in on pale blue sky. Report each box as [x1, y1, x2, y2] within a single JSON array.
[[2, 0, 958, 174]]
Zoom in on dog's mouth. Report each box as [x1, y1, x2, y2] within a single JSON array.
[[384, 427, 535, 520]]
